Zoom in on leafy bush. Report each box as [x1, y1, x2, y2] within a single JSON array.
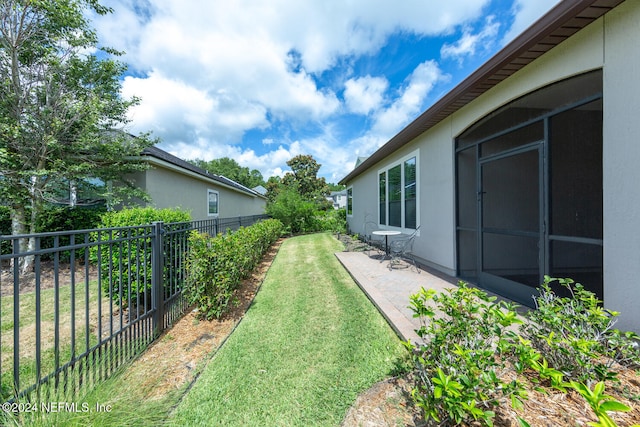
[[1, 204, 107, 258], [184, 218, 283, 320], [0, 206, 11, 255], [90, 207, 191, 307], [407, 279, 640, 427], [35, 204, 106, 233], [266, 188, 317, 234], [313, 208, 347, 233], [521, 276, 640, 382], [407, 283, 526, 426]]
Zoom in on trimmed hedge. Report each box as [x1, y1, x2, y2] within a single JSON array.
[[185, 218, 283, 320]]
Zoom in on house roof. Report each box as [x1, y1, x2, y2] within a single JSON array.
[[141, 146, 266, 199], [339, 0, 624, 185]]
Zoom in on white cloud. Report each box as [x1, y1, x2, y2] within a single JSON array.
[[502, 0, 562, 45], [121, 72, 269, 145], [441, 16, 500, 62], [372, 60, 445, 136], [90, 0, 558, 182], [344, 76, 389, 115]]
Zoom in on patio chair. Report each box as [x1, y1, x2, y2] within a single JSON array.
[[363, 221, 385, 258], [388, 226, 421, 273]]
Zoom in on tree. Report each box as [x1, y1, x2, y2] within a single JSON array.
[[281, 154, 331, 208], [0, 0, 155, 272], [190, 157, 264, 189], [265, 175, 283, 203], [327, 182, 346, 191]]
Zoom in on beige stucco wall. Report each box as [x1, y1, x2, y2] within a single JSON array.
[[142, 165, 266, 222], [345, 2, 640, 331], [601, 1, 640, 332]]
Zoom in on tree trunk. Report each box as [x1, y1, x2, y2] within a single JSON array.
[[10, 205, 34, 274]]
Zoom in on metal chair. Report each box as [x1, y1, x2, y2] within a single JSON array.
[[388, 226, 421, 272], [363, 221, 385, 258]]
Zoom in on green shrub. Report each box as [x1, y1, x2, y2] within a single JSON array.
[[406, 283, 526, 426], [521, 276, 640, 383], [266, 189, 317, 234], [406, 279, 640, 427], [90, 207, 191, 307], [313, 208, 347, 233], [184, 218, 283, 320], [1, 204, 106, 257], [0, 206, 11, 255], [35, 204, 106, 233]]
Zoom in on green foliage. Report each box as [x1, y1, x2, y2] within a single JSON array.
[[0, 206, 12, 254], [184, 219, 283, 320], [1, 204, 106, 257], [190, 157, 264, 189], [569, 381, 633, 427], [521, 276, 640, 383], [35, 205, 106, 233], [406, 283, 526, 426], [90, 207, 191, 306], [313, 208, 347, 233], [0, 0, 155, 239], [266, 188, 317, 234], [266, 154, 331, 209], [327, 182, 346, 191], [406, 279, 640, 427], [266, 187, 346, 235], [96, 207, 190, 229]]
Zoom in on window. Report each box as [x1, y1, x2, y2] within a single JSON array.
[[346, 187, 353, 216], [379, 172, 386, 225], [378, 151, 418, 229], [207, 190, 219, 216]]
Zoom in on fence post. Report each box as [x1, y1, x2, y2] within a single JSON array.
[[151, 221, 165, 337]]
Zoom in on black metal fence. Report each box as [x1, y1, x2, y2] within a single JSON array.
[[0, 214, 267, 402]]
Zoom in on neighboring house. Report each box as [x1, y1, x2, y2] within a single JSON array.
[[340, 0, 640, 332], [252, 185, 268, 196], [132, 146, 266, 221], [327, 190, 347, 210]]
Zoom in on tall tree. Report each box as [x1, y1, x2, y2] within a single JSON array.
[[191, 157, 264, 189], [0, 0, 155, 271], [281, 154, 331, 208]]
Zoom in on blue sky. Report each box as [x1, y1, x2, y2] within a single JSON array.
[[91, 0, 560, 183]]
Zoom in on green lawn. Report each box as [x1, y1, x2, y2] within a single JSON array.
[[2, 233, 406, 426], [0, 277, 110, 400], [168, 233, 406, 426]]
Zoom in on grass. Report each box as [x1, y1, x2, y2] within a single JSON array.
[[1, 233, 406, 426], [0, 277, 111, 399], [168, 233, 406, 426]]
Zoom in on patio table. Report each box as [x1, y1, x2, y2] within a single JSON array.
[[372, 230, 402, 258]]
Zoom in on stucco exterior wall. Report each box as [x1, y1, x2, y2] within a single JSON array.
[[143, 166, 266, 221], [602, 1, 640, 332], [345, 3, 640, 331]]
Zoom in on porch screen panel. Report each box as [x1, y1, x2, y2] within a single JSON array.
[[388, 165, 402, 227], [379, 172, 386, 225], [404, 157, 416, 229]]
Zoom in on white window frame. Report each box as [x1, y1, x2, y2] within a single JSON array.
[[377, 149, 419, 231], [207, 189, 219, 217], [346, 186, 353, 217]]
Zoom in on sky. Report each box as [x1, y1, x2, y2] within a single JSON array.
[[90, 0, 560, 184]]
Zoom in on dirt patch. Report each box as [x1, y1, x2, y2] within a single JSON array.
[[119, 238, 284, 400]]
